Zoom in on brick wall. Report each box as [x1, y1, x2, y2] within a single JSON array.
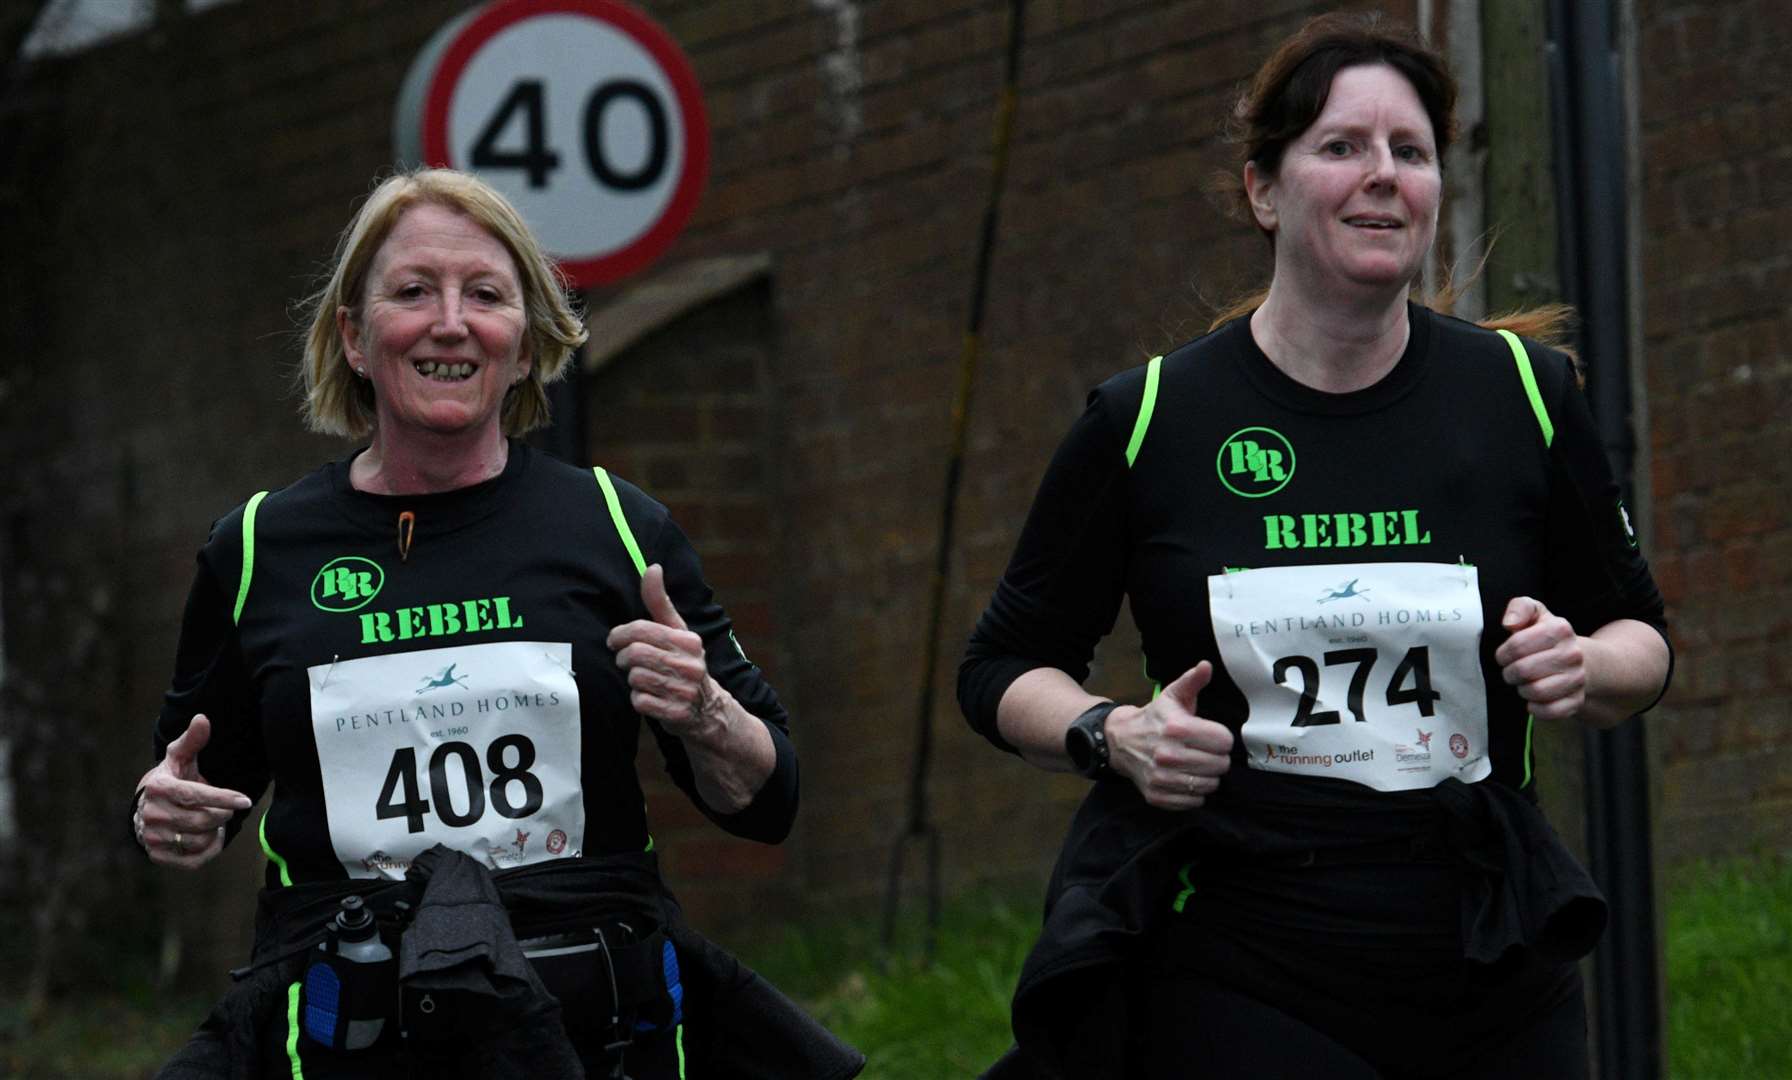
[[575, 278, 797, 928], [676, 0, 1420, 912], [1635, 0, 1792, 866], [0, 0, 532, 984]]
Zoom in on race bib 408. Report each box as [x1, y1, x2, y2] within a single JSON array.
[[307, 640, 585, 878]]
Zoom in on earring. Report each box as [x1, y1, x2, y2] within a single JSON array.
[[356, 367, 367, 377]]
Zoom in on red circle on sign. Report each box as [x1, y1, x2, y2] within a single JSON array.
[[420, 0, 709, 287]]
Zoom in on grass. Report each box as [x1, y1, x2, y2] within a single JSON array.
[[751, 859, 1792, 1080], [1664, 854, 1792, 1079], [0, 985, 215, 1080], [1, 857, 1784, 1079], [736, 889, 1037, 1079]]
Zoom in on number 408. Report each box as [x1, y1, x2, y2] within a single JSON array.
[[376, 733, 544, 833]]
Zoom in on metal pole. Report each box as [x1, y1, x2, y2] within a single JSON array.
[[880, 0, 1027, 960], [1543, 2, 1659, 1076]]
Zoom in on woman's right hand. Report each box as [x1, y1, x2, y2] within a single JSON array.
[[1105, 661, 1234, 809], [134, 714, 252, 869]]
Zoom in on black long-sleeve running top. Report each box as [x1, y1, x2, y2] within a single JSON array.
[[155, 442, 798, 888], [960, 305, 1667, 838]]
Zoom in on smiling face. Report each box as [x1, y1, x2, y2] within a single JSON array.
[[338, 202, 531, 444], [1244, 63, 1442, 298]]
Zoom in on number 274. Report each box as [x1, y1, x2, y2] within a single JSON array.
[[1272, 646, 1441, 726]]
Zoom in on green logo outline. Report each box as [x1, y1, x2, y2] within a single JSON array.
[[1216, 426, 1296, 498], [311, 556, 385, 612]]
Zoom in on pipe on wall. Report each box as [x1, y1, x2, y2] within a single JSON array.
[[1543, 2, 1660, 1077]]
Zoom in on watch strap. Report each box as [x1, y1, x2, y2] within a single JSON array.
[[1066, 700, 1120, 779]]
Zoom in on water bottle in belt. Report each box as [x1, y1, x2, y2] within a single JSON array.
[[303, 895, 395, 1051]]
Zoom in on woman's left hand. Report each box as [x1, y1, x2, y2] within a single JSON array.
[[607, 564, 775, 812], [607, 564, 727, 740], [1494, 596, 1586, 721]]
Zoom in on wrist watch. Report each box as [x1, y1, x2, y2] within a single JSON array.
[[1065, 701, 1120, 779]]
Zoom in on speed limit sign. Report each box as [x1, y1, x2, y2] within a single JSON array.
[[395, 0, 708, 287]]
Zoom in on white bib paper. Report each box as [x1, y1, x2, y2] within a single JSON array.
[[1208, 562, 1491, 792], [308, 640, 584, 879]]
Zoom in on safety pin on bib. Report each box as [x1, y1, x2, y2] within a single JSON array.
[[311, 654, 340, 690]]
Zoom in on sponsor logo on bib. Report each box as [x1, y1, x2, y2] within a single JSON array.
[[416, 663, 470, 694], [1217, 427, 1296, 498], [1265, 743, 1375, 769], [1318, 579, 1372, 603], [1395, 728, 1433, 771], [361, 850, 406, 875], [311, 556, 385, 612]]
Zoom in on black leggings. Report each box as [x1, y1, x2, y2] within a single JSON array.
[[1132, 859, 1590, 1079], [1131, 967, 1587, 1079]]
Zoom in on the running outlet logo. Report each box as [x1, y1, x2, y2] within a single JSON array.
[[1264, 743, 1374, 769], [1216, 426, 1296, 498]]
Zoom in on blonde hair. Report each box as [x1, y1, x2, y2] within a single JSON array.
[[300, 169, 589, 438]]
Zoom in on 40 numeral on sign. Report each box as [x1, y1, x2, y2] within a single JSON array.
[[402, 0, 710, 285], [471, 78, 669, 192]]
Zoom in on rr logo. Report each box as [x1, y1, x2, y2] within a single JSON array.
[[1216, 427, 1296, 497], [310, 556, 386, 612], [1228, 440, 1287, 482], [322, 568, 373, 600]]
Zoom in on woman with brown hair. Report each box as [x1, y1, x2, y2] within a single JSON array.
[[960, 13, 1669, 1078]]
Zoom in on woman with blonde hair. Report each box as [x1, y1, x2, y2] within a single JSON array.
[[134, 168, 860, 1080]]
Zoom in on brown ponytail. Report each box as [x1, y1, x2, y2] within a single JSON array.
[[1204, 284, 1579, 369]]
